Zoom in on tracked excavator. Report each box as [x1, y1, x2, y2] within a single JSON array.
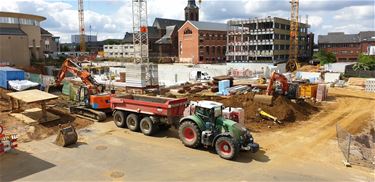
[[254, 71, 297, 105], [55, 58, 111, 122]]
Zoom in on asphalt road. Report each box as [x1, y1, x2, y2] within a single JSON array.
[[1, 121, 373, 181]]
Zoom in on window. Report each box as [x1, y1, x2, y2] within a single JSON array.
[[184, 28, 193, 35]]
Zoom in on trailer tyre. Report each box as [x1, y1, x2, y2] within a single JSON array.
[[114, 111, 127, 128], [178, 121, 201, 148], [140, 117, 157, 136], [126, 114, 139, 131], [215, 136, 239, 160]]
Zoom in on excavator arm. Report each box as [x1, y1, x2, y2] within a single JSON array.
[[55, 58, 100, 93], [266, 72, 289, 95]]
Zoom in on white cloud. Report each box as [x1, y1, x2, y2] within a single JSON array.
[[0, 0, 374, 44]]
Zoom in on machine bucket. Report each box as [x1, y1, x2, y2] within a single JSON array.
[[45, 84, 63, 94], [55, 124, 78, 147], [254, 95, 274, 106]]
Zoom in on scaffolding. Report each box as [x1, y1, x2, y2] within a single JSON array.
[[226, 17, 309, 64]]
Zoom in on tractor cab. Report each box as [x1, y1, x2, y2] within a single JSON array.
[[195, 101, 223, 127]]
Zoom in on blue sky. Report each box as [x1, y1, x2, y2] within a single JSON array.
[[1, 0, 374, 43]]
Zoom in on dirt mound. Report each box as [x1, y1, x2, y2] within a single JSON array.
[[189, 93, 319, 125]]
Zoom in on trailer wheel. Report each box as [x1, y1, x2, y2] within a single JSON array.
[[126, 114, 139, 132], [140, 117, 157, 136], [178, 121, 201, 148], [215, 136, 239, 160], [114, 111, 127, 128]]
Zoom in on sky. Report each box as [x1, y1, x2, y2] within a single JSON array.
[[0, 0, 374, 43]]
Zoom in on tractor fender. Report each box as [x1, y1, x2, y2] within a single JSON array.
[[212, 132, 234, 147], [179, 115, 205, 131]]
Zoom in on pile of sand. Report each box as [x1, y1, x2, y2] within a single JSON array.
[[189, 93, 319, 123]]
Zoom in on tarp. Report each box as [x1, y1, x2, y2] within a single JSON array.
[[8, 80, 39, 91]]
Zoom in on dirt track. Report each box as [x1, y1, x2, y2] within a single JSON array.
[[256, 87, 375, 169]]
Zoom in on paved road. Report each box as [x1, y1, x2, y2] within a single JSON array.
[[1, 120, 373, 181]]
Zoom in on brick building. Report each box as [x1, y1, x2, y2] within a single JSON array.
[[318, 31, 375, 62], [178, 21, 227, 64]]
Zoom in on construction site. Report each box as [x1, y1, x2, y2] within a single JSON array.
[[0, 0, 374, 181]]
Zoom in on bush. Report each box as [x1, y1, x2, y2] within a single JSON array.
[[355, 54, 375, 70], [313, 50, 336, 65]]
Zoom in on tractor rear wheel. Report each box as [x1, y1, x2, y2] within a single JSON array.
[[140, 117, 158, 136], [114, 111, 127, 128], [178, 121, 201, 148], [126, 114, 139, 132], [215, 136, 239, 160]]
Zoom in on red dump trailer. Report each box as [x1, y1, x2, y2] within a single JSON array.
[[111, 95, 188, 135]]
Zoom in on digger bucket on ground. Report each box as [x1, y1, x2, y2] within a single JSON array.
[[254, 95, 274, 106], [55, 124, 78, 147], [45, 84, 63, 94]]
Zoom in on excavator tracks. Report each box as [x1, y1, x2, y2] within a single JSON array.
[[69, 106, 107, 122]]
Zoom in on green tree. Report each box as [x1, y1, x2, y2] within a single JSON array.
[[356, 54, 375, 70], [313, 50, 336, 65], [60, 45, 70, 52]]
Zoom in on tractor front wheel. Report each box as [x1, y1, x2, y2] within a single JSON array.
[[178, 121, 201, 148], [215, 136, 239, 160]]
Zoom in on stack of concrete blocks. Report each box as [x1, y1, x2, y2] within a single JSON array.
[[316, 84, 329, 102], [365, 79, 375, 93], [125, 64, 159, 88]]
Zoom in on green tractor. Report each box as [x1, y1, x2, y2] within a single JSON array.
[[178, 101, 259, 160]]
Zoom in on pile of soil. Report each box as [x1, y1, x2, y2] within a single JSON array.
[[189, 93, 319, 130]]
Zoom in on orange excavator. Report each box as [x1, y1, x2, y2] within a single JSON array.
[[254, 71, 291, 105], [55, 58, 111, 121]]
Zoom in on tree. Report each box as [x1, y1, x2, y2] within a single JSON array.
[[313, 50, 336, 65], [356, 54, 375, 70], [60, 45, 70, 52]]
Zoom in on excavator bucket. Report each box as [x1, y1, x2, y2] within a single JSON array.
[[45, 84, 63, 94], [254, 95, 274, 106], [55, 124, 78, 147]]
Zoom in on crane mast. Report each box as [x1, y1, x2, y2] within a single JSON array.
[[78, 0, 86, 53], [287, 0, 299, 72], [132, 0, 149, 63]]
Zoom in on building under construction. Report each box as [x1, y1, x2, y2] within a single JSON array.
[[226, 17, 313, 63]]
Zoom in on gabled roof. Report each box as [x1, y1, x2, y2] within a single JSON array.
[[155, 25, 176, 44], [183, 20, 227, 31], [123, 26, 162, 43], [41, 27, 52, 35], [153, 18, 185, 30], [0, 27, 26, 35]]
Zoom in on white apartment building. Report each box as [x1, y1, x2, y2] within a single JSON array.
[[103, 44, 135, 58]]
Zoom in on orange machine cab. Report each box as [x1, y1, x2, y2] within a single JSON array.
[[90, 94, 111, 109]]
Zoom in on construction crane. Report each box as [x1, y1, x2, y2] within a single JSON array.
[[78, 0, 86, 52], [132, 0, 149, 64], [286, 0, 299, 72]]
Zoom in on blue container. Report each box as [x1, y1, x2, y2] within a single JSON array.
[[218, 80, 230, 95], [0, 67, 25, 89]]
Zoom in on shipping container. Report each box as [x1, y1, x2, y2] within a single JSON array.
[[0, 67, 25, 89]]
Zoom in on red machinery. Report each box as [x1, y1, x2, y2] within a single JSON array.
[[266, 71, 289, 95], [0, 125, 17, 154], [55, 58, 111, 121], [111, 95, 188, 136]]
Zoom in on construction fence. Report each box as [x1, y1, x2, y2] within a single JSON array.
[[336, 123, 375, 169]]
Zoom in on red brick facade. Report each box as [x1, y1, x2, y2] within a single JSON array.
[[178, 21, 226, 64]]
